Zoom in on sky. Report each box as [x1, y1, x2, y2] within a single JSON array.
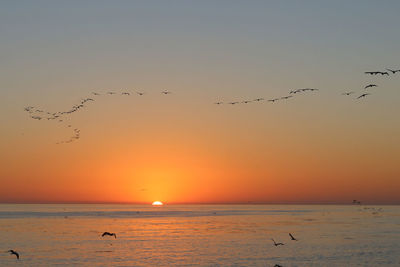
[[1, 0, 399, 204]]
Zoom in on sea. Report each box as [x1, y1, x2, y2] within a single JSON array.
[[0, 204, 399, 266]]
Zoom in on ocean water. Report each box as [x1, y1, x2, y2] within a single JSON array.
[[0, 204, 399, 266]]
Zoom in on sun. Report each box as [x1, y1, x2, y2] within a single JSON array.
[[152, 201, 163, 206]]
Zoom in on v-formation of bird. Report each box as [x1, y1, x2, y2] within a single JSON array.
[[23, 90, 161, 144]]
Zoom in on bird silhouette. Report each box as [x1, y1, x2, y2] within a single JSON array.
[[107, 92, 116, 95], [271, 239, 284, 246], [214, 102, 223, 105], [281, 96, 293, 100], [364, 84, 377, 89], [122, 92, 130, 95], [268, 98, 279, 103], [101, 232, 117, 239], [161, 91, 171, 95], [228, 102, 239, 105], [364, 71, 378, 75], [253, 98, 264, 102], [7, 250, 19, 259], [136, 91, 145, 96], [386, 68, 400, 74], [357, 93, 370, 99], [342, 92, 354, 96], [289, 233, 298, 241]]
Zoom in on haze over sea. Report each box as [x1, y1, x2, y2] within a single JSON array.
[[0, 204, 399, 266]]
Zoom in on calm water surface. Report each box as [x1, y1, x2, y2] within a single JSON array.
[[0, 204, 399, 266]]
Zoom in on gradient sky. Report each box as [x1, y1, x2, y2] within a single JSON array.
[[1, 0, 399, 204]]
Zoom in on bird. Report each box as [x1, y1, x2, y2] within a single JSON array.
[[107, 92, 116, 95], [364, 71, 377, 75], [7, 250, 19, 259], [281, 96, 293, 100], [253, 98, 264, 102], [364, 84, 377, 89], [228, 102, 239, 105], [122, 92, 130, 95], [289, 233, 298, 241], [268, 98, 279, 103], [271, 239, 284, 246], [136, 91, 145, 96], [102, 232, 117, 238], [92, 92, 100, 96], [357, 93, 370, 99], [161, 91, 171, 95], [242, 100, 252, 104], [214, 102, 223, 105], [342, 92, 354, 96], [290, 89, 301, 94], [386, 68, 400, 74], [379, 71, 389, 76]]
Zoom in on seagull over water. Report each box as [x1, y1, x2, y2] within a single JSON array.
[[289, 233, 298, 241], [101, 232, 117, 239], [271, 238, 284, 246], [7, 250, 19, 259]]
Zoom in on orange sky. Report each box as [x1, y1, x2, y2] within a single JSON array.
[[1, 1, 400, 204]]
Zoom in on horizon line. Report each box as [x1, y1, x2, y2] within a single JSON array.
[[0, 201, 398, 205]]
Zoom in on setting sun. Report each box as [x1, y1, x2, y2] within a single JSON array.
[[152, 201, 163, 206]]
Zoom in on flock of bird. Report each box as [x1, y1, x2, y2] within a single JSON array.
[[5, 231, 117, 260], [4, 202, 384, 265], [342, 67, 400, 99], [22, 67, 398, 144]]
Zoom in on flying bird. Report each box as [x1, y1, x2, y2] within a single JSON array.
[[7, 250, 19, 259], [281, 96, 293, 100], [122, 92, 130, 95], [268, 98, 279, 103], [92, 92, 100, 96], [161, 91, 171, 95], [214, 102, 223, 105], [271, 239, 284, 246], [342, 92, 354, 96], [228, 102, 239, 105], [107, 92, 116, 95], [386, 68, 400, 74], [357, 93, 370, 99], [102, 232, 117, 239], [242, 100, 252, 104], [253, 98, 264, 102], [364, 84, 377, 89], [290, 89, 302, 94], [289, 233, 298, 241], [364, 71, 378, 75]]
